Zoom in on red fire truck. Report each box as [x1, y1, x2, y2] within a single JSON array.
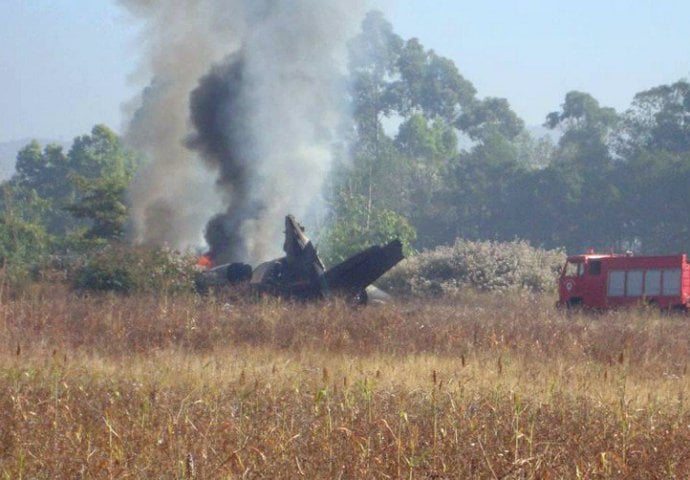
[[558, 251, 690, 311]]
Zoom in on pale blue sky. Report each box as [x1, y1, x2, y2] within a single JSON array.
[[1, 0, 689, 142]]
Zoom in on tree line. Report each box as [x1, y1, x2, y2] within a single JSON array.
[[320, 11, 690, 262], [0, 125, 138, 266], [2, 11, 689, 272]]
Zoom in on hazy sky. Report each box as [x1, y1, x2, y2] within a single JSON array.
[[1, 0, 689, 143]]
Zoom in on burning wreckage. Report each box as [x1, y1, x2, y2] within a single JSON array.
[[196, 215, 404, 303]]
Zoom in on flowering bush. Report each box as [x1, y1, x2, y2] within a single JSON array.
[[378, 238, 565, 297]]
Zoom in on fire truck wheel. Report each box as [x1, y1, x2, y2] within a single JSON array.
[[566, 298, 583, 310]]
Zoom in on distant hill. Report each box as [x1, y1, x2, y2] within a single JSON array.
[[0, 138, 70, 182]]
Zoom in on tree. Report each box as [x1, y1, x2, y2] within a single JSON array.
[[67, 124, 138, 180], [500, 166, 583, 250], [546, 91, 619, 170], [67, 173, 130, 241], [0, 124, 139, 257], [13, 141, 71, 199], [0, 184, 50, 266], [14, 141, 46, 191], [619, 80, 690, 156], [395, 114, 457, 162], [618, 150, 690, 252], [391, 39, 476, 121], [456, 97, 525, 142], [319, 192, 416, 266], [61, 126, 138, 248], [604, 80, 690, 253], [339, 11, 406, 239], [539, 92, 624, 251], [348, 10, 403, 137], [393, 114, 458, 248], [333, 10, 530, 252], [441, 130, 522, 243], [0, 216, 49, 267], [512, 131, 555, 170], [6, 142, 72, 235]]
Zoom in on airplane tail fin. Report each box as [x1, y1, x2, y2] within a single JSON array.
[[323, 240, 404, 295]]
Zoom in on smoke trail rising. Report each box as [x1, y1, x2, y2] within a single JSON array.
[[120, 0, 365, 263]]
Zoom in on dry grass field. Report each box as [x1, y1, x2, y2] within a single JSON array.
[[1, 283, 689, 479]]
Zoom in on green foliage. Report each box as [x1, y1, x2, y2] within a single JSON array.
[[513, 131, 555, 169], [67, 124, 138, 180], [0, 202, 52, 289], [14, 141, 52, 192], [456, 97, 525, 141], [435, 130, 521, 244], [620, 80, 690, 155], [6, 142, 74, 235], [546, 91, 619, 132], [72, 245, 198, 294], [5, 124, 138, 243], [395, 114, 457, 162], [379, 239, 565, 297], [390, 38, 476, 120], [0, 180, 52, 268], [619, 149, 690, 252], [319, 194, 417, 266], [62, 125, 138, 247], [338, 12, 526, 251], [67, 173, 129, 241], [347, 10, 404, 137], [546, 91, 619, 170], [0, 124, 140, 264], [0, 215, 50, 266]]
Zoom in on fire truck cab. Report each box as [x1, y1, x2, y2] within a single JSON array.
[[558, 251, 690, 311]]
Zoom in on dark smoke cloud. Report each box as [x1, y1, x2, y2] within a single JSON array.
[[187, 55, 248, 185], [120, 0, 366, 263], [186, 54, 260, 263]]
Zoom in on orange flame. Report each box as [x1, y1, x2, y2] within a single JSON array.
[[197, 254, 213, 269]]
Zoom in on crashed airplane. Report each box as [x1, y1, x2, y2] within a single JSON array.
[[196, 215, 404, 303]]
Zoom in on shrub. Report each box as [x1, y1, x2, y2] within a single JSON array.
[[378, 238, 565, 297], [72, 244, 198, 294]]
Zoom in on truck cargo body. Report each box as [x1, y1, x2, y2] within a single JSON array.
[[558, 252, 690, 311]]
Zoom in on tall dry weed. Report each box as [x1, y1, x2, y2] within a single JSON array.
[[1, 287, 689, 478]]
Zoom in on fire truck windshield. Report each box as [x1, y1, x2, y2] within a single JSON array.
[[564, 260, 584, 277]]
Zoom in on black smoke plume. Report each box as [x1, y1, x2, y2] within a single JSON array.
[[186, 54, 260, 263]]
